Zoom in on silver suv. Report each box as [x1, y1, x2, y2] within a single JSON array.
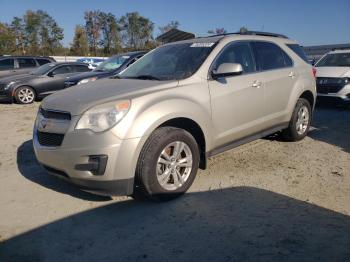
[[33, 31, 316, 200]]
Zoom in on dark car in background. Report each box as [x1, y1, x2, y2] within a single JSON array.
[[0, 62, 90, 104], [65, 51, 146, 87], [0, 56, 55, 78]]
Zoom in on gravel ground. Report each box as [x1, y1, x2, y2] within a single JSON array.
[[0, 102, 349, 262]]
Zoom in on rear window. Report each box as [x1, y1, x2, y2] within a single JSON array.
[[286, 44, 309, 63], [36, 58, 51, 66], [252, 42, 293, 71], [18, 58, 37, 68], [0, 58, 14, 71]]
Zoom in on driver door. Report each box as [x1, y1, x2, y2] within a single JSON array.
[[208, 41, 266, 148], [37, 65, 76, 95]]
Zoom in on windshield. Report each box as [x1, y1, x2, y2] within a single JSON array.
[[316, 53, 350, 67], [31, 63, 56, 75], [95, 55, 129, 72], [120, 42, 216, 80]]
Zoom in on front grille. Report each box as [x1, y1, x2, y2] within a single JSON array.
[[316, 77, 347, 94], [37, 131, 64, 147], [40, 108, 71, 120]]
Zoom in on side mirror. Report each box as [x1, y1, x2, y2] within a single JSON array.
[[211, 63, 243, 79], [48, 71, 56, 77]]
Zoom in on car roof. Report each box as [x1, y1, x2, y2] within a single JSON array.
[[164, 31, 297, 46], [0, 56, 54, 59], [48, 62, 89, 67]]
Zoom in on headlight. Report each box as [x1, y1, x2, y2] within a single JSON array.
[[4, 81, 17, 90], [77, 77, 97, 85], [76, 100, 131, 132]]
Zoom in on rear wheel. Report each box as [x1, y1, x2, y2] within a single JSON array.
[[15, 86, 36, 104], [134, 127, 200, 201], [282, 98, 311, 141]]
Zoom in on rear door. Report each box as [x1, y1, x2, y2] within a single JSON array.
[[208, 41, 266, 147], [251, 41, 296, 127], [16, 58, 38, 75], [0, 58, 15, 78]]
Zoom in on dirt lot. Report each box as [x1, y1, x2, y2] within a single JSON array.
[[0, 102, 349, 261]]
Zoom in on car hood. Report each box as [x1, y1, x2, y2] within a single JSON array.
[[316, 67, 350, 78], [0, 73, 38, 84], [66, 70, 113, 83], [42, 78, 179, 115]]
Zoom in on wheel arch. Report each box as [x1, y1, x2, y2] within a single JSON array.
[[12, 85, 37, 100]]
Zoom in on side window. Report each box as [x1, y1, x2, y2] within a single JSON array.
[[52, 66, 72, 75], [73, 65, 90, 72], [213, 42, 256, 74], [18, 58, 37, 68], [37, 59, 51, 66], [252, 42, 293, 71], [0, 59, 15, 71]]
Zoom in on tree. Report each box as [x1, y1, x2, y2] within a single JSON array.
[[84, 10, 101, 56], [207, 28, 227, 35], [239, 26, 248, 33], [10, 17, 25, 54], [119, 12, 154, 50], [99, 12, 121, 55], [158, 20, 179, 34], [9, 10, 64, 55], [0, 23, 16, 55], [70, 25, 89, 56]]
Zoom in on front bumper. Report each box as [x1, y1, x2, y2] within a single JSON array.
[[33, 115, 142, 196]]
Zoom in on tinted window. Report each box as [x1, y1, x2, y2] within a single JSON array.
[[0, 58, 14, 71], [252, 42, 293, 71], [31, 63, 56, 75], [316, 53, 350, 67], [18, 58, 37, 68], [213, 42, 256, 73], [286, 44, 309, 63], [36, 59, 51, 66], [73, 65, 90, 72], [52, 66, 72, 75]]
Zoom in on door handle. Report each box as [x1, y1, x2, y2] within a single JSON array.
[[288, 71, 295, 78], [252, 80, 262, 88]]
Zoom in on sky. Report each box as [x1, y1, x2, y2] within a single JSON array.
[[1, 0, 349, 47]]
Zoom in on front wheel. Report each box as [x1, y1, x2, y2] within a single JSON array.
[[134, 127, 200, 201], [15, 86, 36, 104], [282, 98, 312, 141]]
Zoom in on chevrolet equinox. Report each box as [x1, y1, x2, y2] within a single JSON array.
[[33, 31, 316, 200]]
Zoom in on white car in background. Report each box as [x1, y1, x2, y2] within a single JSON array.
[[76, 58, 105, 70], [315, 50, 350, 103]]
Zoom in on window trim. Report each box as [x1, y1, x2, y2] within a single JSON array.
[[250, 40, 294, 72], [208, 40, 258, 80]]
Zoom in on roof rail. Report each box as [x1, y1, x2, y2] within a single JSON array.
[[208, 30, 288, 39]]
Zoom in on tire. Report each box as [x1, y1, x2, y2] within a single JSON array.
[[282, 98, 312, 142], [134, 127, 200, 201], [15, 86, 36, 104]]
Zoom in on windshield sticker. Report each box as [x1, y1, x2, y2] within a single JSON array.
[[122, 56, 130, 59], [190, 43, 215, 48]]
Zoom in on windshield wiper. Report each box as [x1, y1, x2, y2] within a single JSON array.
[[133, 75, 161, 80]]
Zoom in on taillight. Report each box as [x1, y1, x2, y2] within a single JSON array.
[[312, 67, 317, 78]]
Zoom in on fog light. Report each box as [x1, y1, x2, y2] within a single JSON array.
[[75, 155, 108, 176]]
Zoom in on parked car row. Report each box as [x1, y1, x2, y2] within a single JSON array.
[[0, 51, 146, 104]]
